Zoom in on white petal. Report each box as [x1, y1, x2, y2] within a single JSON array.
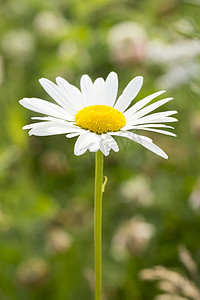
[[74, 132, 96, 156], [95, 135, 113, 156], [127, 98, 173, 121], [146, 117, 177, 124], [93, 78, 105, 105], [130, 117, 178, 126], [48, 126, 82, 135], [103, 72, 118, 106], [88, 135, 102, 152], [87, 134, 116, 155], [80, 74, 94, 106], [19, 98, 74, 121], [66, 131, 84, 138], [101, 134, 119, 152], [114, 76, 143, 112], [89, 143, 101, 152], [131, 124, 174, 129], [99, 142, 109, 156], [129, 111, 178, 125], [108, 131, 153, 143], [122, 123, 174, 130], [74, 133, 89, 156], [55, 77, 83, 111], [23, 122, 67, 136], [29, 125, 55, 136], [109, 131, 168, 159], [124, 90, 166, 118], [23, 123, 40, 130], [31, 116, 75, 126], [23, 120, 80, 136], [39, 78, 77, 114], [132, 127, 177, 137]]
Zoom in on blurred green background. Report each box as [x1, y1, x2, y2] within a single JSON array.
[[1, 0, 200, 299]]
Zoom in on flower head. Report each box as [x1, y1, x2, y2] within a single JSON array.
[[19, 72, 177, 158]]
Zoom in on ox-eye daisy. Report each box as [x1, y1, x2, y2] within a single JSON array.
[[19, 72, 177, 159], [19, 72, 177, 300]]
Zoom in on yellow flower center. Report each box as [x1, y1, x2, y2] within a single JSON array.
[[75, 105, 126, 134]]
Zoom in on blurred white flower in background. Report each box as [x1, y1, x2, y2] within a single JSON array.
[[155, 60, 200, 90], [57, 41, 91, 69], [46, 228, 73, 254], [119, 175, 154, 206], [58, 41, 79, 61], [111, 216, 155, 260], [107, 21, 147, 65], [148, 38, 200, 89], [33, 10, 69, 37], [1, 29, 35, 61], [107, 19, 200, 90], [3, 0, 29, 17], [16, 257, 50, 288], [148, 39, 200, 63]]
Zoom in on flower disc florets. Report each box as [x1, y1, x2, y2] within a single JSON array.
[[75, 105, 126, 134]]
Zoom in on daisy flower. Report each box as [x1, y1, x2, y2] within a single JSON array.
[[19, 72, 177, 159]]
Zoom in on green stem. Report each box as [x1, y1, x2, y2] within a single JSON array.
[[94, 150, 104, 300]]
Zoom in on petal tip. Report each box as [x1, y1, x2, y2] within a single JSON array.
[[19, 98, 28, 106], [109, 71, 118, 77], [55, 76, 64, 84], [137, 76, 143, 82]]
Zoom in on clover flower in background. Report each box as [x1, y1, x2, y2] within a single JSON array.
[[111, 216, 155, 260], [1, 29, 35, 61], [57, 41, 79, 61], [16, 257, 50, 288], [19, 72, 177, 159], [57, 40, 91, 70], [107, 22, 148, 65], [33, 10, 69, 38], [119, 175, 154, 206], [46, 228, 73, 254]]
